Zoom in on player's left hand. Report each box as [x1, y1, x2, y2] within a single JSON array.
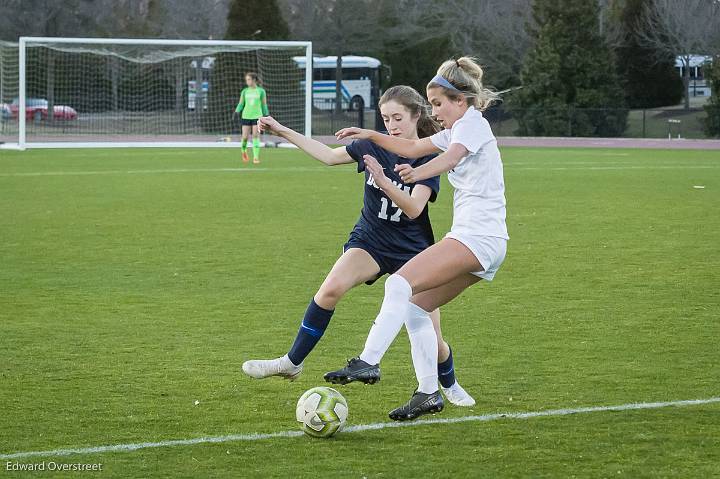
[[395, 163, 417, 183], [363, 155, 390, 187]]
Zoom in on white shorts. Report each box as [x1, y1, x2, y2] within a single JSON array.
[[444, 233, 507, 281]]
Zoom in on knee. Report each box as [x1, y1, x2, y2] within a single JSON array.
[[316, 279, 350, 307], [411, 295, 433, 312], [385, 273, 412, 298]]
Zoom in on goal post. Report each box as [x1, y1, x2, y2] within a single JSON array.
[[5, 37, 313, 149]]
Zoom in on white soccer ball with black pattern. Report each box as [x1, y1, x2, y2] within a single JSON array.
[[296, 386, 348, 438]]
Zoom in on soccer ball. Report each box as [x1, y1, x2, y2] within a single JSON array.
[[296, 386, 348, 438]]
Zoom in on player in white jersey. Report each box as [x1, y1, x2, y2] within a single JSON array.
[[329, 57, 507, 420]]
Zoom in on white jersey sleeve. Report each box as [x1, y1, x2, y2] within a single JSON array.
[[429, 129, 451, 152], [449, 113, 493, 154], [429, 110, 494, 155]]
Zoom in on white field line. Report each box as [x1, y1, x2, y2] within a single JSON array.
[[1, 397, 718, 460], [0, 167, 271, 177], [0, 164, 719, 178], [511, 165, 718, 171]]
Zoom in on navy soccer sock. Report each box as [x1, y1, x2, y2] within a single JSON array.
[[287, 299, 334, 366], [438, 346, 456, 388]]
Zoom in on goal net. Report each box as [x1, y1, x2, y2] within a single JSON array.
[[0, 41, 19, 146], [1, 37, 312, 149]]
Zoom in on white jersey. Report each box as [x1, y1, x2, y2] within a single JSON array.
[[430, 106, 508, 240]]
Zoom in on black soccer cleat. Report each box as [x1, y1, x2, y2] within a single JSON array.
[[388, 390, 444, 421], [323, 357, 380, 385]]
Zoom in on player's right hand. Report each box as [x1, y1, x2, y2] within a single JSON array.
[[363, 154, 390, 188], [335, 127, 372, 141], [258, 116, 282, 134]]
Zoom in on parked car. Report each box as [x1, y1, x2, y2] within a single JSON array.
[[0, 102, 11, 120], [7, 98, 78, 121]]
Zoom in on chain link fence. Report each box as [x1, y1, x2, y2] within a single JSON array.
[[484, 107, 711, 139], [310, 102, 714, 139]]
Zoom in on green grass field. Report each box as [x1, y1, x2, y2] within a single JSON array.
[[1, 146, 718, 478]]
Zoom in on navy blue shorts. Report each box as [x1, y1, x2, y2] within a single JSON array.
[[240, 118, 258, 126], [343, 234, 413, 286]]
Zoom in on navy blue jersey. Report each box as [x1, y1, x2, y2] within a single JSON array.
[[345, 139, 441, 261]]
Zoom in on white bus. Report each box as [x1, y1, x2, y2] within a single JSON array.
[[294, 55, 382, 111]]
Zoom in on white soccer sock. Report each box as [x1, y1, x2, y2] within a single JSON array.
[[359, 274, 413, 365], [406, 302, 439, 394]]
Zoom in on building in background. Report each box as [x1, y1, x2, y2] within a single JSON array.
[[676, 55, 714, 97]]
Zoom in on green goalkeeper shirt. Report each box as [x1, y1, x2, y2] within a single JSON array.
[[235, 86, 268, 119]]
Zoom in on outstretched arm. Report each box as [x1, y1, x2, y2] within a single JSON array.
[[394, 143, 468, 183], [258, 116, 353, 166], [362, 155, 433, 219], [261, 89, 269, 116], [335, 127, 440, 159]]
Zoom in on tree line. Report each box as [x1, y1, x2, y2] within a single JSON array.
[[1, 0, 719, 136], [236, 0, 720, 136]]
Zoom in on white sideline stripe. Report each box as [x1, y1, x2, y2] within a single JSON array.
[[515, 165, 718, 171], [1, 397, 718, 460], [1, 164, 719, 178], [0, 168, 270, 177]]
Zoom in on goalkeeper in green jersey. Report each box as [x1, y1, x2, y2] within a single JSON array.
[[234, 72, 269, 164]]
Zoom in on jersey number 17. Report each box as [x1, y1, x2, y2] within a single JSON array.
[[378, 197, 403, 222]]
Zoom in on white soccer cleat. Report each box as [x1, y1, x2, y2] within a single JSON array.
[[441, 381, 476, 407], [242, 355, 303, 381]]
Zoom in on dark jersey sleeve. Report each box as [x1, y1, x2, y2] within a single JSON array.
[[414, 154, 441, 202], [345, 139, 373, 173]]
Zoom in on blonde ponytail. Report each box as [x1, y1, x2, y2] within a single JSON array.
[[428, 57, 499, 110]]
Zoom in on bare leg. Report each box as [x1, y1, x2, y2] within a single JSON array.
[[242, 248, 380, 379], [398, 238, 482, 294], [360, 238, 482, 366], [427, 308, 450, 362], [314, 248, 381, 310], [411, 273, 481, 313], [289, 247, 381, 364]]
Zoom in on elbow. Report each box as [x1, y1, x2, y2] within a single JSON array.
[[405, 207, 422, 220], [410, 145, 426, 159], [448, 156, 462, 169]]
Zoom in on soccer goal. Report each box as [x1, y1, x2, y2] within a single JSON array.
[[0, 37, 312, 149]]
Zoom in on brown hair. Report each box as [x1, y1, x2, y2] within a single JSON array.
[[245, 72, 260, 84], [427, 57, 498, 110], [378, 85, 441, 138]]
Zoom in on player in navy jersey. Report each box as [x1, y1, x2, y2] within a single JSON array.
[[344, 138, 438, 269], [242, 85, 475, 407]]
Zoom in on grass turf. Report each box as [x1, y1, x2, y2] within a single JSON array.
[[0, 146, 718, 478]]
